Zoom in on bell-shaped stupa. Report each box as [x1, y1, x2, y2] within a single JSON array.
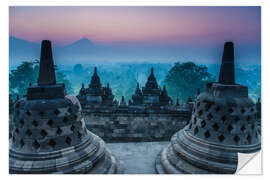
[[9, 40, 121, 174], [155, 42, 261, 174]]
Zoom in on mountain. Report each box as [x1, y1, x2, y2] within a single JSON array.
[[10, 36, 260, 68], [65, 37, 94, 48], [57, 37, 104, 58], [9, 36, 151, 67], [9, 36, 40, 67], [9, 36, 102, 67]]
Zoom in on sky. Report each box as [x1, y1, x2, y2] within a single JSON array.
[[9, 6, 261, 65]]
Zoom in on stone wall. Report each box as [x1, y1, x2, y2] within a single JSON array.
[[83, 107, 191, 142]]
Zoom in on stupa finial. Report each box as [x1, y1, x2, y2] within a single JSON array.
[[218, 41, 235, 84], [197, 88, 200, 96], [94, 66, 97, 75], [38, 40, 56, 85], [176, 98, 179, 106]]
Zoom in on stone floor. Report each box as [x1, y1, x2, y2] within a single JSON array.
[[107, 141, 169, 174]]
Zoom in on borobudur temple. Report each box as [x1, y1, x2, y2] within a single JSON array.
[[9, 40, 121, 174], [155, 42, 261, 174]]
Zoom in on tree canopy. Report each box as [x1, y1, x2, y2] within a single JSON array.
[[9, 60, 73, 98], [165, 62, 215, 103], [73, 64, 84, 74]]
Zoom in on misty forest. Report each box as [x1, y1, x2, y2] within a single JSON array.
[[9, 60, 261, 104], [9, 36, 261, 104]]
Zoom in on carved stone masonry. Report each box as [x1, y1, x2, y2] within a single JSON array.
[[155, 42, 261, 174], [9, 40, 121, 174]]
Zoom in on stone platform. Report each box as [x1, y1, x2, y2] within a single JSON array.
[[84, 107, 190, 143], [107, 141, 169, 174]]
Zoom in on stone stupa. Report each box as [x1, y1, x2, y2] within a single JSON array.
[[155, 42, 261, 174], [142, 67, 161, 106], [9, 40, 121, 174], [77, 67, 116, 106]]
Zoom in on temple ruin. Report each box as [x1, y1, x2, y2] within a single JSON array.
[[8, 40, 261, 174], [77, 66, 191, 142]]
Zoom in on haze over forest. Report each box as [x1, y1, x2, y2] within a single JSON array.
[[9, 35, 260, 68], [9, 36, 261, 103], [9, 7, 261, 102]]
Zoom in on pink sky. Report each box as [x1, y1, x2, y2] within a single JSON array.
[[9, 6, 260, 46]]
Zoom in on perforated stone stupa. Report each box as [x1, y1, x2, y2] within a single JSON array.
[[9, 40, 120, 174], [9, 95, 15, 139], [77, 67, 117, 107], [155, 42, 261, 174], [131, 68, 172, 107]]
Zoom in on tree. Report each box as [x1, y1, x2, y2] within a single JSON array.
[[165, 62, 215, 103], [9, 61, 39, 97], [56, 71, 74, 94], [73, 64, 84, 74], [9, 60, 73, 97]]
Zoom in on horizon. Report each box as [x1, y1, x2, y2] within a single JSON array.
[[9, 35, 261, 67], [9, 6, 261, 65]]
